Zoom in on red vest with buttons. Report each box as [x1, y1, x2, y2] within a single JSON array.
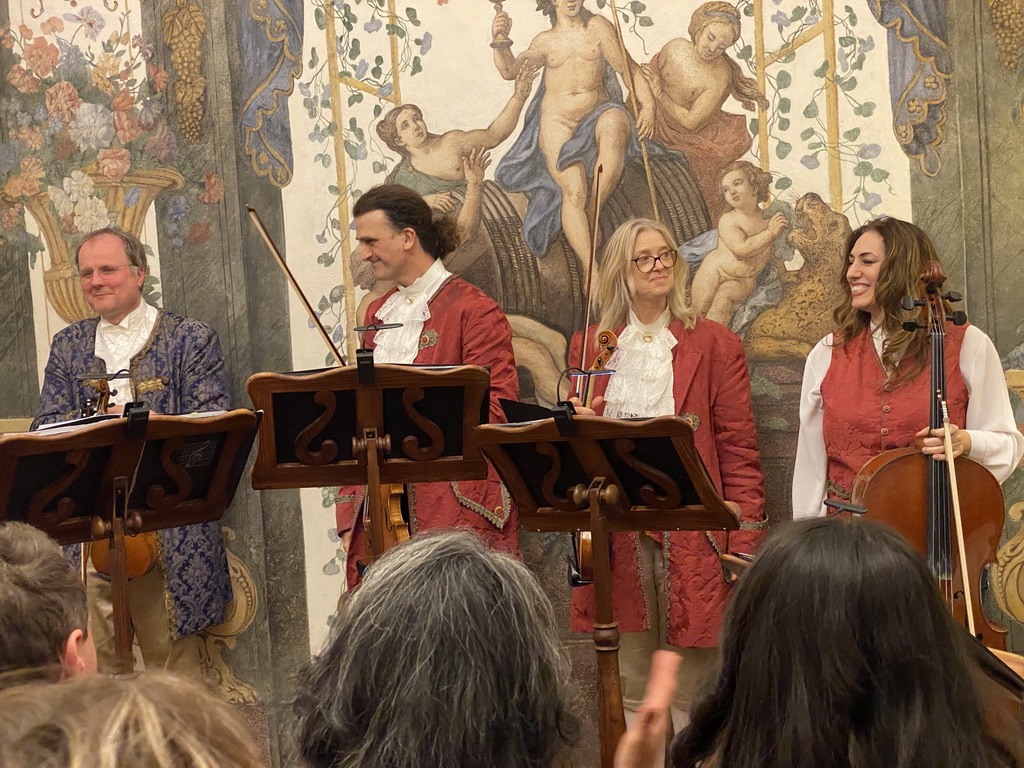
[[820, 323, 969, 500]]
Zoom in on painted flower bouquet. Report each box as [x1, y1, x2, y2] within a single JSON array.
[[0, 9, 177, 253]]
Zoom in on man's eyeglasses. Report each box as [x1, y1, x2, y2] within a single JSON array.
[[631, 250, 678, 273], [76, 264, 135, 281]]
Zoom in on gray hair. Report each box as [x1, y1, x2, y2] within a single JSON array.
[[74, 227, 148, 272], [0, 522, 88, 677], [292, 530, 579, 767]]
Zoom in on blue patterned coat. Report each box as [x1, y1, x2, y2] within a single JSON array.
[[32, 310, 233, 640]]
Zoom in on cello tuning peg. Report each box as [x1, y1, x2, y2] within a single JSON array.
[[902, 320, 925, 332], [944, 291, 963, 303], [900, 295, 922, 311], [948, 310, 968, 326]]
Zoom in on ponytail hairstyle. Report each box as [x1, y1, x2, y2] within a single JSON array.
[[353, 184, 459, 259]]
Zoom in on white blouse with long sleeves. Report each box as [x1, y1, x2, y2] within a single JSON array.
[[792, 324, 1024, 519]]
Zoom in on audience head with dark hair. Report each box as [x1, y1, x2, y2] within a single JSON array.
[[671, 516, 1024, 768], [0, 670, 262, 768], [292, 529, 579, 768], [0, 522, 94, 682], [352, 184, 460, 282]]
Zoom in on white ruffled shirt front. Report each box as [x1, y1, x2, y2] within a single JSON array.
[[93, 299, 158, 406], [602, 309, 677, 419], [371, 259, 451, 364]]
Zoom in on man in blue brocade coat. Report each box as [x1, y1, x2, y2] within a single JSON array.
[[31, 227, 232, 676]]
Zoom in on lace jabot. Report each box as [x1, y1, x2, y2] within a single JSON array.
[[372, 259, 451, 364], [602, 309, 677, 419], [94, 299, 158, 406]]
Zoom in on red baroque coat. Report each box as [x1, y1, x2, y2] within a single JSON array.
[[335, 276, 520, 588], [568, 317, 766, 647]]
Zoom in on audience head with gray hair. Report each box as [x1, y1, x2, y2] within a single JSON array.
[[292, 529, 579, 768], [0, 522, 95, 683]]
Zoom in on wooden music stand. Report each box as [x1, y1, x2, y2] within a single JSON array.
[[247, 363, 491, 559], [0, 409, 260, 674], [475, 413, 739, 768]]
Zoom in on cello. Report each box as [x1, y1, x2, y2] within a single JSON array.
[[852, 260, 1010, 650]]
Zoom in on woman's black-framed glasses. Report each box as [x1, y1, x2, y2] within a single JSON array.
[[631, 250, 678, 273]]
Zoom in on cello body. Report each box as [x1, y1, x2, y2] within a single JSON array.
[[853, 447, 1009, 650]]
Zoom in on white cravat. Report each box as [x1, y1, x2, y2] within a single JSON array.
[[93, 300, 158, 406], [602, 309, 677, 419], [372, 259, 451, 364]]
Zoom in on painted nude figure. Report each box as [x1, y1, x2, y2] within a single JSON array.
[[375, 62, 538, 239], [491, 0, 655, 268], [642, 1, 768, 220], [691, 161, 788, 324]]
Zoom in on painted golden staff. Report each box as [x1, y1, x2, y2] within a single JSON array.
[[608, 0, 661, 223]]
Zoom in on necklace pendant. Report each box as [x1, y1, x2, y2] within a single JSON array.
[[642, 333, 653, 343]]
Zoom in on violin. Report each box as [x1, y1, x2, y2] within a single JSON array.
[[570, 329, 618, 586], [852, 260, 1009, 650], [246, 207, 411, 567], [363, 482, 411, 567], [82, 376, 160, 579], [567, 164, 619, 587]]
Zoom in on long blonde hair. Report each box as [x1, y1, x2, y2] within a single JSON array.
[[832, 216, 949, 386], [594, 218, 694, 334]]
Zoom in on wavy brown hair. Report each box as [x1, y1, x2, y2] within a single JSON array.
[[831, 216, 951, 386]]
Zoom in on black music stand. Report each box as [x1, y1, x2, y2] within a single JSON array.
[[475, 414, 739, 768], [247, 363, 490, 561], [0, 409, 260, 674]]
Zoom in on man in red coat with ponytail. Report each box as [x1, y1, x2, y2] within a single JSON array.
[[335, 185, 520, 587]]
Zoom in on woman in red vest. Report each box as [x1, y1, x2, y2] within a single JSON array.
[[792, 216, 1023, 519], [568, 217, 766, 721]]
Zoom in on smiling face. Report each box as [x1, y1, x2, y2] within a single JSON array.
[[393, 107, 428, 151], [628, 229, 675, 307], [77, 233, 145, 325], [847, 229, 886, 325], [355, 209, 417, 286], [694, 20, 738, 60], [720, 169, 758, 210]]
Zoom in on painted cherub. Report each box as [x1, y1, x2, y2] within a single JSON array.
[[691, 160, 788, 324]]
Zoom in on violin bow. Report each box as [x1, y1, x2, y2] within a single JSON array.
[[941, 399, 977, 637], [247, 206, 347, 366], [608, 0, 660, 222], [581, 164, 603, 368]]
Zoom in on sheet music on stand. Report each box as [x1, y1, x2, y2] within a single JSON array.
[[0, 409, 260, 673], [475, 412, 739, 768]]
